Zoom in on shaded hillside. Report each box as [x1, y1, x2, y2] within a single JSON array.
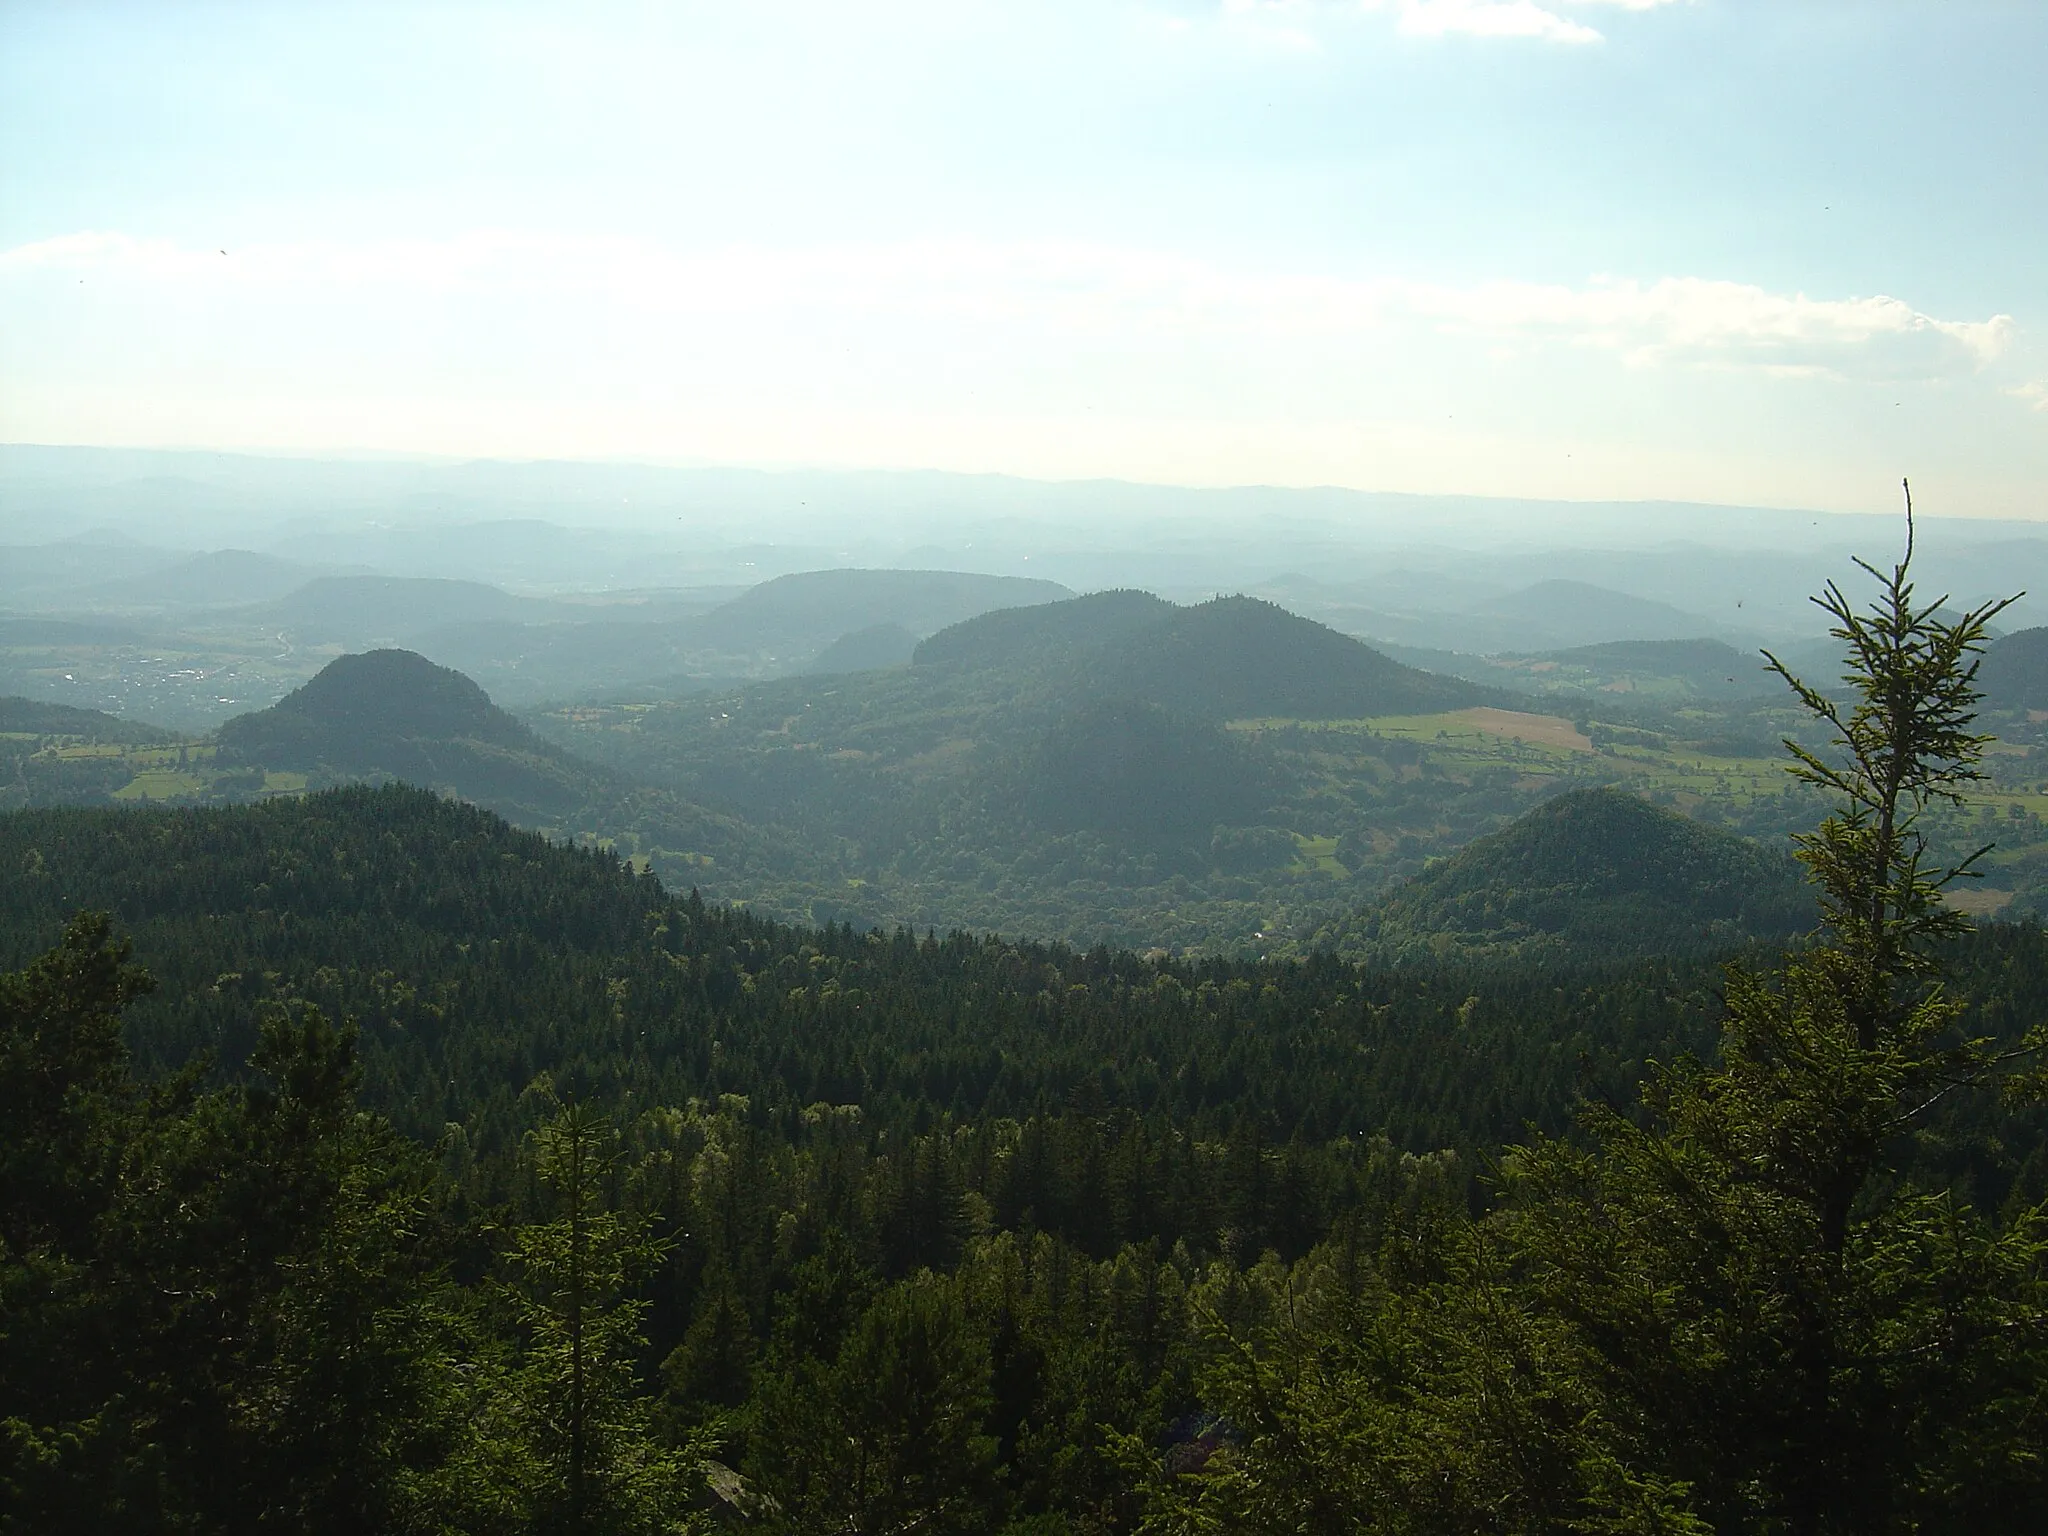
[[0, 695, 176, 744], [213, 650, 775, 883], [1088, 595, 1484, 719], [1014, 698, 1281, 844], [0, 783, 1733, 1154], [804, 622, 918, 674], [527, 592, 1535, 948], [1980, 626, 2048, 713], [914, 589, 1176, 671], [219, 649, 537, 766], [1335, 786, 1812, 961]]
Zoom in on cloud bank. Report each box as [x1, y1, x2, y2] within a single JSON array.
[[2, 230, 2010, 387], [1218, 0, 1688, 46]]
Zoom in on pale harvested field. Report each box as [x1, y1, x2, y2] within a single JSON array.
[[1947, 886, 2016, 917], [1447, 708, 1593, 753]]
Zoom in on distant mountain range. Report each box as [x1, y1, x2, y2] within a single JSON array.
[[5, 573, 1945, 959], [81, 548, 347, 609], [361, 568, 1071, 701]]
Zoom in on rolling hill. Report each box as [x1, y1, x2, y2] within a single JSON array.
[[1979, 626, 2048, 714], [1084, 595, 1484, 719], [803, 622, 919, 674], [1467, 579, 1731, 649], [213, 649, 778, 885], [526, 590, 1528, 946], [915, 590, 1487, 717], [914, 589, 1177, 671], [0, 694, 176, 743], [1336, 786, 1812, 962]]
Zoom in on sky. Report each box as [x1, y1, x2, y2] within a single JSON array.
[[2, 0, 2045, 517]]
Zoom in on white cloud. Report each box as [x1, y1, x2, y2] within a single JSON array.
[[2012, 382, 2048, 413], [2, 231, 2013, 387], [1395, 1, 1602, 44], [1404, 275, 2015, 380], [1209, 0, 1688, 46]]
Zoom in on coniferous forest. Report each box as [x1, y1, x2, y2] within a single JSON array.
[[6, 551, 2048, 1533]]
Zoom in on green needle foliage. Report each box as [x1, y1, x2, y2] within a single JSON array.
[[1137, 504, 2048, 1534], [481, 1101, 705, 1535]]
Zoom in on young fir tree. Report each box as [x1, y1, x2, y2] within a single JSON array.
[[1, 919, 462, 1534], [478, 1100, 705, 1535], [748, 1270, 1000, 1535], [1135, 495, 2048, 1534]]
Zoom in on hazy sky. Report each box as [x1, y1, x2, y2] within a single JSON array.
[[3, 1, 2045, 516]]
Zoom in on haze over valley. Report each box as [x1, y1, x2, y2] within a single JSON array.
[[6, 4, 2047, 1531]]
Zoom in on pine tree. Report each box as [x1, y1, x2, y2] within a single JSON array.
[[489, 1101, 702, 1535], [1134, 498, 2048, 1533]]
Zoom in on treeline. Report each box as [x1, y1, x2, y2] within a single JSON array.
[[0, 787, 1741, 1162], [3, 905, 1473, 1532], [5, 785, 2047, 1531]]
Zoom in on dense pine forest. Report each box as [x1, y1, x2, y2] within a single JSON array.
[[6, 546, 2048, 1534]]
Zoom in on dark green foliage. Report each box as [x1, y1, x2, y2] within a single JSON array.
[[1134, 512, 2048, 1534], [0, 784, 1747, 1166], [479, 1102, 695, 1534], [0, 916, 456, 1533], [1016, 700, 1280, 846], [213, 648, 597, 822], [748, 1273, 999, 1533], [219, 648, 534, 763], [1344, 785, 1813, 961]]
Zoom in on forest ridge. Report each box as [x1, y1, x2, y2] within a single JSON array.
[[4, 535, 2047, 1532]]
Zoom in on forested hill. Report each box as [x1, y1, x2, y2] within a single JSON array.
[[0, 693, 175, 743], [218, 647, 541, 766], [915, 590, 1486, 718], [2, 784, 2032, 1192], [1082, 594, 1484, 720], [1980, 624, 2048, 713], [912, 587, 1176, 670], [1329, 786, 1814, 960], [535, 591, 1506, 949], [0, 784, 1727, 1160], [5, 785, 2045, 1531], [210, 648, 782, 882]]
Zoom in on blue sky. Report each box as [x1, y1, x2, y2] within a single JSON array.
[[2, 0, 2044, 516]]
